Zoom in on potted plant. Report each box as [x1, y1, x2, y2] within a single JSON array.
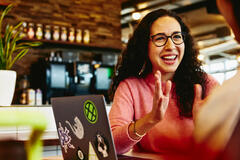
[[0, 4, 41, 106]]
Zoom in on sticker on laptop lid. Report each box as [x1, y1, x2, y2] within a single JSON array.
[[83, 100, 98, 124], [96, 134, 109, 158], [76, 147, 85, 160], [89, 142, 99, 160], [57, 122, 75, 153], [66, 116, 84, 139]]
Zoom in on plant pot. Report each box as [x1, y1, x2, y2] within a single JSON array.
[[0, 70, 16, 106]]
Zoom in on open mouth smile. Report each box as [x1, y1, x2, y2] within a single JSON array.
[[161, 55, 177, 60]]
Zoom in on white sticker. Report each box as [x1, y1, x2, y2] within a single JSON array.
[[66, 116, 84, 139], [58, 122, 75, 153], [96, 134, 108, 158]]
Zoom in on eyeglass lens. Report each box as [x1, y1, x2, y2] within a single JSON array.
[[151, 32, 184, 47]]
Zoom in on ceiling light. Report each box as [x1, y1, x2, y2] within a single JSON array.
[[137, 3, 148, 10], [197, 54, 205, 61], [237, 55, 240, 63], [230, 29, 235, 38], [121, 7, 135, 15], [94, 63, 101, 69], [132, 12, 141, 20]]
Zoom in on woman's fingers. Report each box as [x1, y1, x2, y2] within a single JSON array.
[[164, 80, 172, 97], [194, 84, 203, 104], [193, 84, 203, 120], [154, 71, 162, 97], [152, 71, 171, 120], [154, 77, 160, 99]]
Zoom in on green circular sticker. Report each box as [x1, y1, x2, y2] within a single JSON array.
[[83, 100, 98, 124]]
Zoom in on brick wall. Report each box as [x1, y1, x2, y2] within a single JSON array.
[[1, 0, 121, 76], [3, 0, 122, 49]]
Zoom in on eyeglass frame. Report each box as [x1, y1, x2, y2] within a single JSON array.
[[150, 32, 186, 47]]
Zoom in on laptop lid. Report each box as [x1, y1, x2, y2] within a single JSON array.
[[51, 95, 118, 160]]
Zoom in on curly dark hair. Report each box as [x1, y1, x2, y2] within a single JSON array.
[[109, 9, 207, 117]]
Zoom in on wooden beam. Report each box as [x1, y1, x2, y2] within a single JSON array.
[[122, 0, 150, 9]]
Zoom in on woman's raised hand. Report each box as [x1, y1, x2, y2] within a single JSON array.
[[192, 84, 204, 121], [150, 71, 172, 122]]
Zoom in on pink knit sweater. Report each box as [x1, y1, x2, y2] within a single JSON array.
[[109, 73, 219, 155]]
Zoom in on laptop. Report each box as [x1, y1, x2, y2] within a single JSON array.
[[51, 95, 151, 160]]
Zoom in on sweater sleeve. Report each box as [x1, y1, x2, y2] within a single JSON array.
[[109, 80, 141, 154]]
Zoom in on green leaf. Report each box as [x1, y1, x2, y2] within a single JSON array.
[[0, 4, 41, 70], [7, 49, 29, 70], [15, 42, 42, 50], [0, 36, 3, 58], [0, 39, 3, 66], [0, 4, 13, 34], [4, 25, 13, 60], [9, 29, 22, 58], [12, 22, 23, 33], [8, 23, 24, 60]]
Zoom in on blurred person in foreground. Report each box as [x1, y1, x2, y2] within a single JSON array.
[[193, 0, 240, 159]]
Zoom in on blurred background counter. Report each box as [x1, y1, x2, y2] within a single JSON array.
[[0, 105, 111, 157]]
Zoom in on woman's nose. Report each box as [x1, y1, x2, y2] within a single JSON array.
[[164, 38, 175, 49]]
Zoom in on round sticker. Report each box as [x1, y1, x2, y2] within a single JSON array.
[[83, 100, 98, 124], [76, 147, 84, 160]]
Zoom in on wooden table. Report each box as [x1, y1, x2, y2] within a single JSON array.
[[42, 150, 164, 160]]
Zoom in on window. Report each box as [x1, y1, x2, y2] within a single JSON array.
[[204, 59, 238, 84]]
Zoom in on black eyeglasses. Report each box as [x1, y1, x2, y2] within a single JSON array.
[[150, 32, 185, 47]]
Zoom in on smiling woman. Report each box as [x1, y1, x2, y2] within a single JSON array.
[[108, 9, 219, 155], [148, 16, 185, 78]]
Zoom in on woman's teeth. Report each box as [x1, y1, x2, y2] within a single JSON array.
[[161, 55, 177, 60]]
